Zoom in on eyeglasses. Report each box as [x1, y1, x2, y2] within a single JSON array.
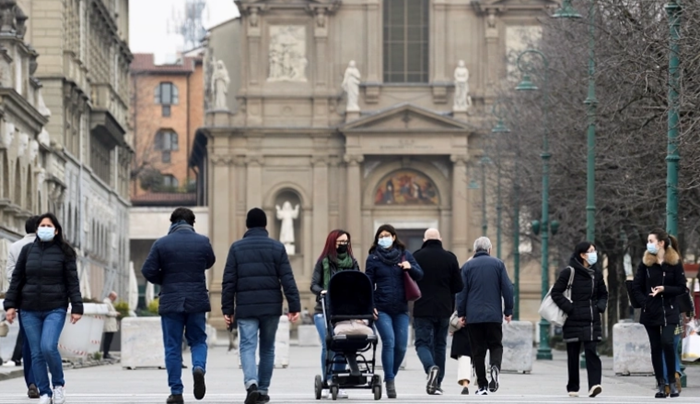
[[337, 241, 349, 245]]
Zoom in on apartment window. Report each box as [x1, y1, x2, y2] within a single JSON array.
[[383, 0, 430, 83], [154, 130, 178, 163], [163, 175, 179, 189], [154, 82, 178, 117]]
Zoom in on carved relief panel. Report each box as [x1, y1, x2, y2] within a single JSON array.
[[267, 25, 307, 83]]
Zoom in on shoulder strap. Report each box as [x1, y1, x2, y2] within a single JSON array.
[[566, 266, 575, 288]]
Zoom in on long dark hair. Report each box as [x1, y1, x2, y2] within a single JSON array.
[[572, 241, 595, 265], [649, 227, 680, 254], [317, 229, 354, 263], [368, 224, 406, 253], [37, 212, 76, 259]]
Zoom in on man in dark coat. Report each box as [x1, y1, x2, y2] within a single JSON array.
[[222, 208, 301, 404], [142, 208, 215, 404], [412, 228, 463, 395], [456, 237, 513, 396]]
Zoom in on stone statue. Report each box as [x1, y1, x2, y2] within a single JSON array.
[[276, 201, 300, 255], [36, 168, 45, 191], [3, 121, 14, 148], [28, 139, 38, 163], [453, 60, 472, 111], [342, 60, 361, 112], [18, 132, 28, 156], [38, 127, 50, 145], [249, 7, 259, 27], [212, 60, 230, 110], [36, 88, 51, 117]]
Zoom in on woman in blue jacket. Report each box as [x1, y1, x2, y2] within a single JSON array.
[[365, 224, 423, 399]]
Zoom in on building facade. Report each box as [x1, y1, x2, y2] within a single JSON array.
[[22, 0, 133, 300], [192, 0, 555, 330]]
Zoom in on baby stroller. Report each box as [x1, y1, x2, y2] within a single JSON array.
[[314, 270, 382, 400]]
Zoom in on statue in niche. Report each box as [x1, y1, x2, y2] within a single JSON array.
[[212, 60, 230, 110], [36, 168, 45, 191], [249, 7, 259, 27], [276, 201, 300, 255], [342, 61, 361, 112], [28, 139, 38, 163], [18, 132, 28, 157], [453, 60, 472, 111]]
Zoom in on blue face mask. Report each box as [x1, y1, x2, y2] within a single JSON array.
[[586, 252, 598, 266], [377, 236, 393, 249], [37, 227, 56, 242], [647, 242, 659, 255]]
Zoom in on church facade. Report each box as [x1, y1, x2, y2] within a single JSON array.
[[191, 0, 555, 330]]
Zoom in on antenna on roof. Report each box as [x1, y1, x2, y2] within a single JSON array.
[[167, 0, 207, 51]]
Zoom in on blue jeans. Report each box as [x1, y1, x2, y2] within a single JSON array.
[[313, 314, 345, 382], [161, 312, 208, 395], [663, 333, 682, 383], [20, 308, 66, 398], [18, 314, 35, 387], [374, 312, 409, 382], [414, 317, 449, 385], [238, 316, 279, 394]]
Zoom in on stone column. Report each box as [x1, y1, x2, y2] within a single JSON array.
[[484, 9, 499, 101], [246, 156, 263, 209], [312, 156, 329, 256], [313, 8, 329, 127], [364, 1, 381, 103], [451, 155, 469, 260], [432, 1, 447, 83], [246, 6, 262, 86], [209, 152, 233, 330], [344, 154, 364, 255]]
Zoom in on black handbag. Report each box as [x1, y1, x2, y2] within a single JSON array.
[[625, 280, 642, 309]]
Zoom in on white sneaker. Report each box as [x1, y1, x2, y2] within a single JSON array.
[[568, 391, 579, 397], [53, 386, 65, 404], [475, 387, 489, 396], [337, 389, 349, 399], [38, 395, 52, 404]]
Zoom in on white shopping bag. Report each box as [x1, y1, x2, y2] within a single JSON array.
[[681, 322, 700, 362]]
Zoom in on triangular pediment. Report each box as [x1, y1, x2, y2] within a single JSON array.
[[341, 103, 474, 132], [475, 0, 558, 11]]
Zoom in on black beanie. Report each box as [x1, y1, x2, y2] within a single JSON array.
[[246, 208, 267, 228]]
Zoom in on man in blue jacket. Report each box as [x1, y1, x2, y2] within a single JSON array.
[[222, 208, 301, 404], [142, 208, 215, 404], [456, 237, 513, 396]]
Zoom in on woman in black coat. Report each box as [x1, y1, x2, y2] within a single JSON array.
[[631, 228, 687, 398], [3, 213, 83, 404], [551, 241, 608, 398]]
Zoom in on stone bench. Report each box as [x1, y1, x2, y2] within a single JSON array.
[[613, 321, 653, 375]]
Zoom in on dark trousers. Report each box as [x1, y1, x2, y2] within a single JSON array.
[[644, 324, 676, 383], [102, 332, 115, 357], [413, 317, 450, 385], [566, 341, 601, 392], [11, 328, 23, 362], [466, 323, 503, 389]]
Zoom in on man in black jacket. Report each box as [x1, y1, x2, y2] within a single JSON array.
[[412, 228, 463, 395], [222, 208, 301, 404]]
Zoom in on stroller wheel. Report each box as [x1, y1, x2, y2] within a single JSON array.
[[373, 384, 382, 400], [330, 385, 339, 401], [314, 375, 323, 400]]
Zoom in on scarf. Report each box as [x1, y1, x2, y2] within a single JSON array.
[[168, 220, 194, 235], [374, 246, 402, 266], [323, 253, 355, 290]]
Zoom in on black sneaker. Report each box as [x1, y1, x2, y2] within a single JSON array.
[[166, 394, 184, 404], [488, 365, 500, 392], [245, 384, 261, 404], [257, 394, 270, 403], [27, 384, 40, 399], [426, 365, 439, 395], [193, 367, 206, 400]]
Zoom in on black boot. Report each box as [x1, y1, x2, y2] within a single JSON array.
[[669, 379, 680, 398], [655, 379, 667, 399]]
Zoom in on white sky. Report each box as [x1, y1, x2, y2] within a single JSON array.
[[129, 0, 239, 64]]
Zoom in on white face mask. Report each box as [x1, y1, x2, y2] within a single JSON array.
[[586, 252, 598, 266], [377, 236, 393, 249]]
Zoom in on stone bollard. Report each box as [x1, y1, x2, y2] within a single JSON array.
[[298, 324, 320, 347], [121, 317, 165, 369], [501, 320, 534, 373], [613, 321, 653, 375]]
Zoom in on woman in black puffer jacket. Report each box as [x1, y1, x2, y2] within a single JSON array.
[[4, 213, 83, 404], [631, 228, 687, 399], [551, 241, 608, 399]]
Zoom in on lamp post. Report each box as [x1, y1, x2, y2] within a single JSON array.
[[480, 156, 491, 237], [491, 105, 510, 259], [554, 0, 597, 369], [516, 49, 558, 360]]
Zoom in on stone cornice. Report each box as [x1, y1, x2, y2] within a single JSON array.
[[0, 88, 48, 134]]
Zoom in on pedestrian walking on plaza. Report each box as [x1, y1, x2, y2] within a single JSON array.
[[101, 291, 121, 360], [411, 228, 462, 395], [310, 229, 360, 399], [456, 236, 513, 396], [3, 213, 83, 404], [4, 215, 39, 398], [631, 228, 686, 398], [551, 241, 608, 398], [142, 207, 215, 404], [450, 255, 474, 395], [222, 207, 301, 404], [365, 224, 423, 399]]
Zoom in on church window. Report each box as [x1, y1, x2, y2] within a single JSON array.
[[383, 0, 430, 83]]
